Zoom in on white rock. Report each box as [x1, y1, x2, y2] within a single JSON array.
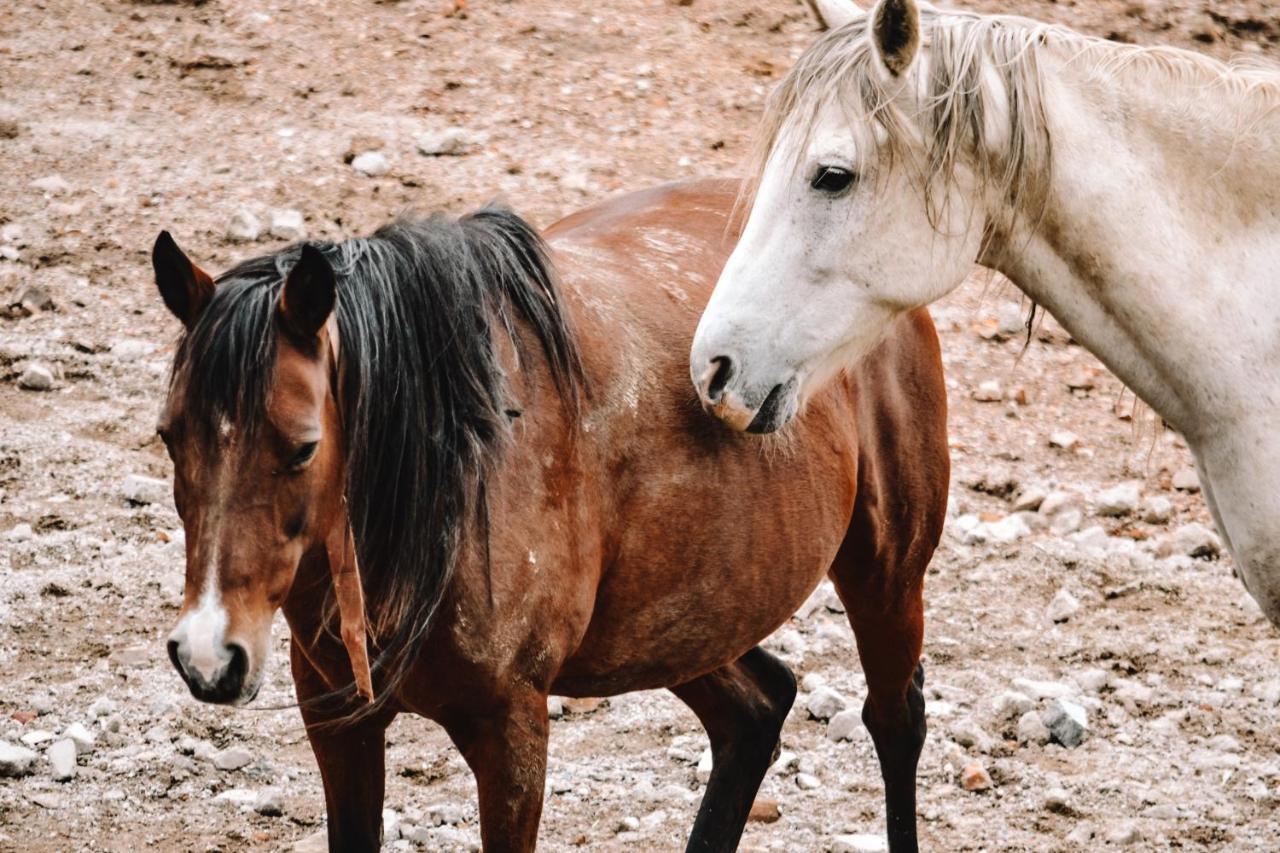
[[801, 672, 826, 693], [18, 362, 54, 391], [48, 739, 76, 782], [695, 748, 713, 784], [830, 834, 888, 853], [416, 128, 484, 156], [31, 174, 72, 195], [269, 209, 306, 241], [1105, 822, 1143, 845], [382, 808, 402, 840], [427, 802, 464, 826], [1012, 678, 1074, 700], [1173, 523, 1221, 558], [985, 514, 1032, 544], [1076, 669, 1110, 694], [6, 523, 33, 542], [0, 742, 38, 777], [1049, 430, 1080, 450], [255, 788, 284, 816], [1096, 482, 1141, 517], [1041, 699, 1089, 748], [1070, 525, 1110, 553], [991, 691, 1034, 722], [1065, 823, 1095, 845], [215, 788, 258, 806], [996, 301, 1024, 337], [1043, 787, 1072, 814], [351, 151, 391, 176], [1047, 589, 1081, 623], [20, 731, 53, 747], [948, 718, 994, 752], [964, 514, 1032, 546], [827, 708, 861, 742], [211, 746, 254, 771], [1207, 734, 1242, 753], [122, 474, 169, 506], [772, 751, 799, 776], [617, 816, 640, 833], [88, 698, 118, 720], [1039, 491, 1076, 516], [226, 210, 262, 242], [1016, 711, 1050, 746], [972, 380, 1003, 402], [292, 829, 329, 853], [1049, 509, 1082, 534], [62, 723, 95, 755], [1172, 468, 1201, 492], [111, 346, 158, 371], [1012, 487, 1047, 512], [806, 686, 848, 721], [795, 772, 821, 790], [546, 696, 564, 719], [1140, 496, 1174, 525]]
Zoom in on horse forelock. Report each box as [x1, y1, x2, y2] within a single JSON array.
[[169, 210, 584, 714], [751, 6, 1280, 232]]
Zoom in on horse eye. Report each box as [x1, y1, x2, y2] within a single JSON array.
[[811, 166, 857, 195], [287, 441, 319, 471]]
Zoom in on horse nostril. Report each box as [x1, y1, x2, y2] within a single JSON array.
[[166, 639, 184, 676], [224, 643, 248, 687], [706, 355, 735, 402]]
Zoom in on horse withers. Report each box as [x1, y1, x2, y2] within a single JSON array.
[[154, 179, 948, 852]]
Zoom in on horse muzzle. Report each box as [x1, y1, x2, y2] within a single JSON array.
[[692, 352, 799, 434]]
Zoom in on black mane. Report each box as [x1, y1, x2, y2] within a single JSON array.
[[170, 208, 583, 708]]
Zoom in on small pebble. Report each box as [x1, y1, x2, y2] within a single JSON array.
[[826, 708, 861, 742], [795, 772, 821, 790], [18, 362, 54, 391], [1041, 699, 1089, 748], [48, 738, 76, 782], [0, 742, 38, 777], [226, 210, 261, 242], [806, 686, 847, 721], [416, 128, 484, 156], [830, 834, 887, 853], [211, 746, 254, 771], [351, 151, 391, 176], [1047, 589, 1081, 623], [1172, 468, 1201, 492], [269, 209, 306, 241], [960, 761, 992, 791]]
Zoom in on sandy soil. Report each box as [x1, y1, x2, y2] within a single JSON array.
[[1, 1, 1279, 851]]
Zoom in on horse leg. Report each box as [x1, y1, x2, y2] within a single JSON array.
[[672, 645, 798, 853], [291, 639, 396, 853], [442, 691, 550, 853], [830, 558, 927, 853]]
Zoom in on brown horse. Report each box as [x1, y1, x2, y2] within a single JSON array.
[[153, 179, 948, 853]]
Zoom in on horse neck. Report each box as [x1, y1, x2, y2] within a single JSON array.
[[980, 46, 1280, 441]]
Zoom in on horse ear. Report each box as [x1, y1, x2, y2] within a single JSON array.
[[153, 231, 215, 329], [870, 0, 920, 77], [278, 244, 336, 343], [804, 0, 863, 30]]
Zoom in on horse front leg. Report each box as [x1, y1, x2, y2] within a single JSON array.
[[442, 690, 550, 853], [291, 638, 397, 853]]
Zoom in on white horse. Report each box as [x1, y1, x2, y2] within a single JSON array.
[[691, 0, 1280, 628]]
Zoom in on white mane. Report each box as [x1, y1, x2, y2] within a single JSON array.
[[753, 5, 1280, 226]]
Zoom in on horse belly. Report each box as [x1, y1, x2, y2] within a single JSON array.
[[553, 443, 855, 696]]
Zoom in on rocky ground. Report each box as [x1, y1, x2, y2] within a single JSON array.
[[2, 0, 1279, 851]]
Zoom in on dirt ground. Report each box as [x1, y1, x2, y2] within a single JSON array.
[[2, 0, 1279, 851]]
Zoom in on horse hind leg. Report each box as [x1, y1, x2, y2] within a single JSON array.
[[830, 547, 929, 853], [671, 645, 797, 853]]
